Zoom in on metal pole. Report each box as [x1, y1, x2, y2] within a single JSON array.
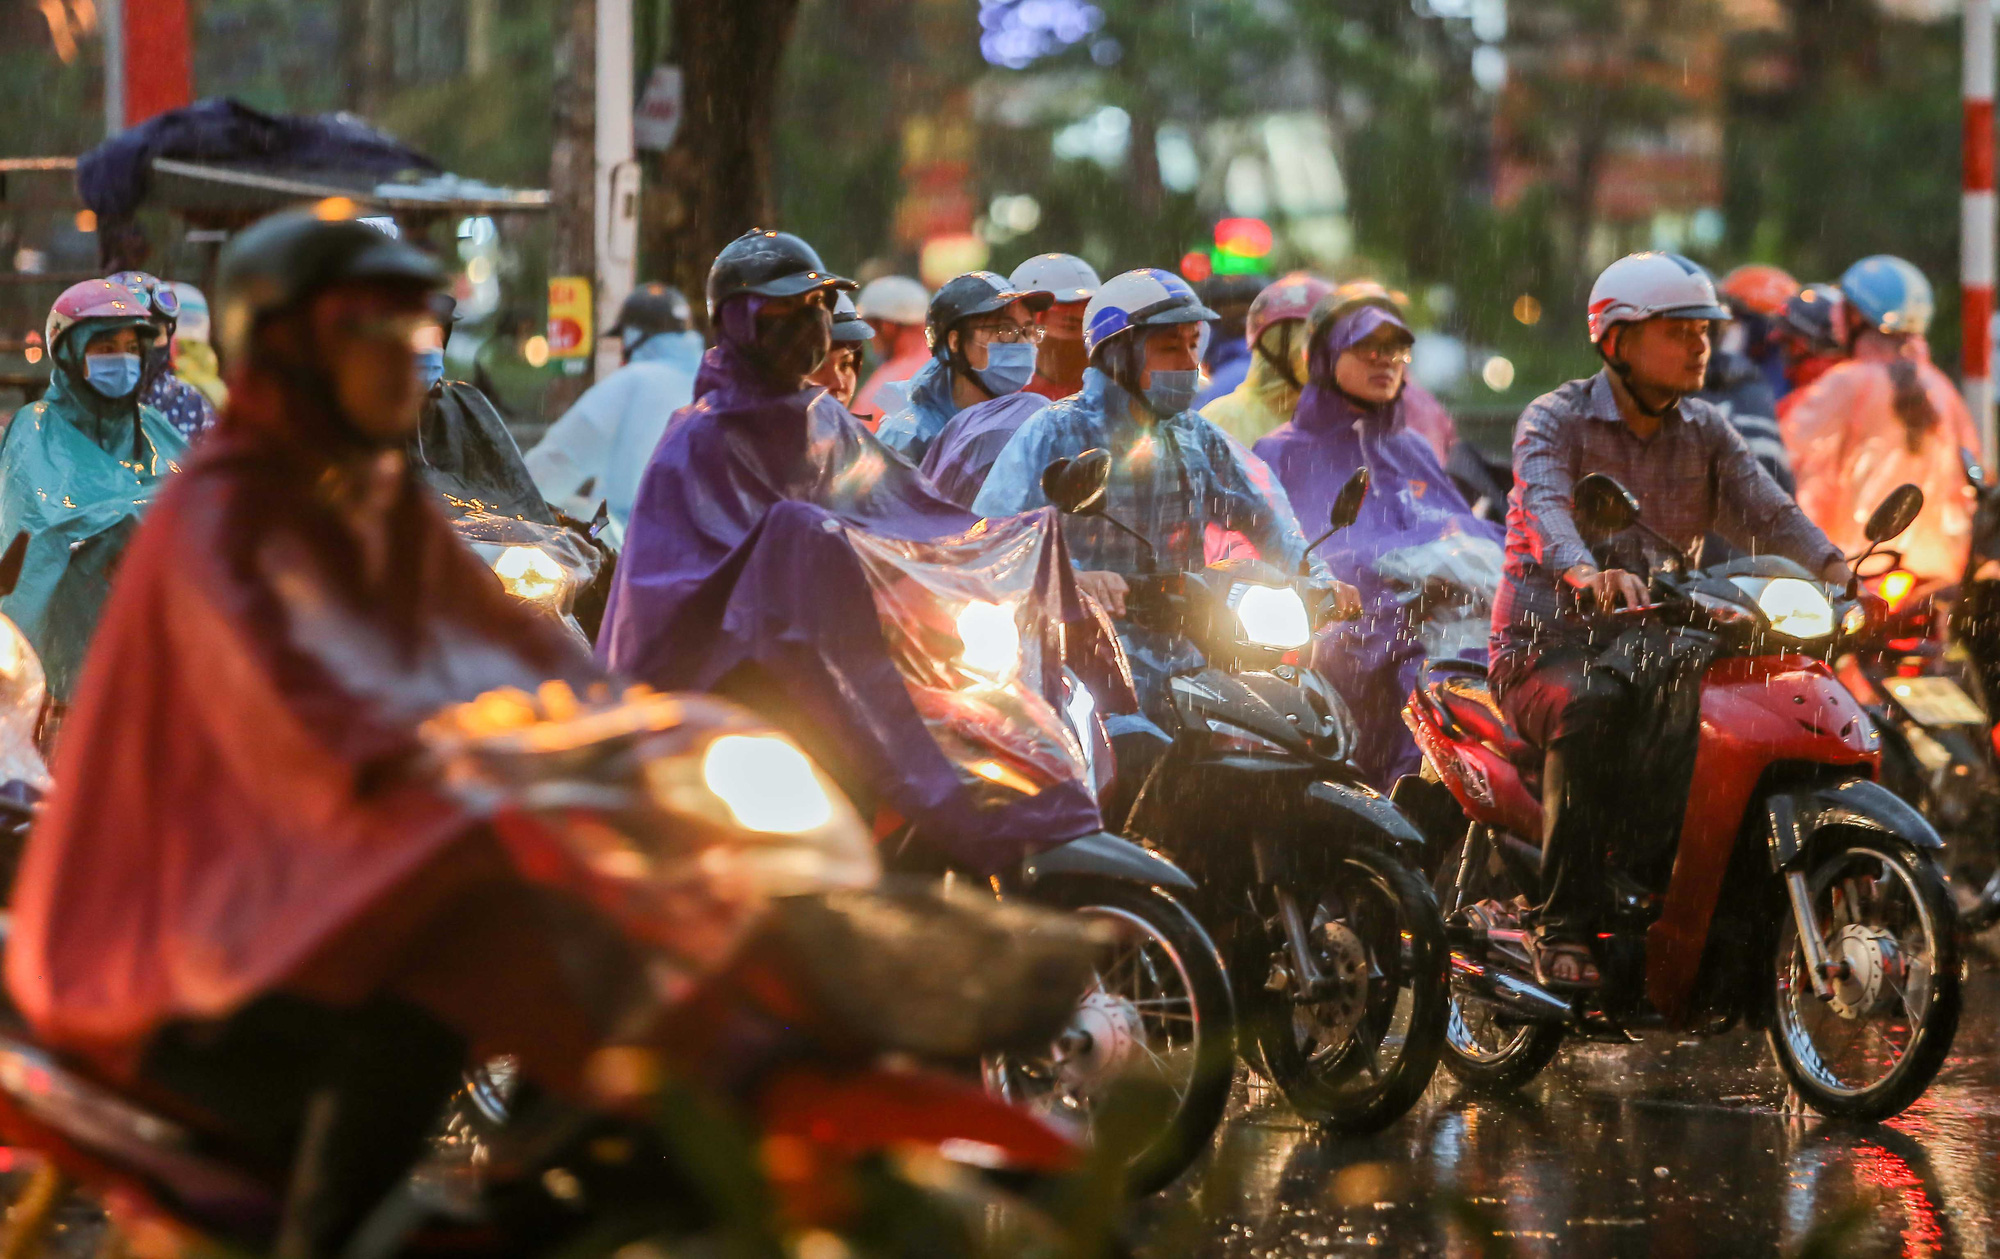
[[1966, 0, 1996, 458], [102, 0, 125, 137], [594, 0, 638, 382]]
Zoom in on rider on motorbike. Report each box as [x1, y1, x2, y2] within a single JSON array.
[[1199, 271, 1335, 450], [1782, 255, 1982, 584], [877, 271, 1053, 464], [0, 279, 188, 703], [805, 291, 874, 408], [970, 267, 1360, 754], [1253, 290, 1504, 790], [599, 230, 1125, 872], [6, 207, 616, 1254], [410, 291, 555, 524], [109, 269, 219, 440], [1493, 252, 1853, 987], [1011, 253, 1100, 401]]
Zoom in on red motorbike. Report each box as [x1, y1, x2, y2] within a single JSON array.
[[1401, 474, 1961, 1119]]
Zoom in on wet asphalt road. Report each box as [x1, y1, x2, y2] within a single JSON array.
[[1139, 949, 2000, 1258]]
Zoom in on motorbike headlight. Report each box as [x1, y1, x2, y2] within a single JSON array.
[[956, 600, 1021, 680], [1229, 583, 1311, 650], [492, 545, 567, 603], [1733, 575, 1834, 640], [700, 734, 835, 834]]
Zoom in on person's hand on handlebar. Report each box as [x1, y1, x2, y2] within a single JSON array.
[[1562, 563, 1649, 612], [1324, 578, 1363, 622], [1076, 570, 1129, 617]]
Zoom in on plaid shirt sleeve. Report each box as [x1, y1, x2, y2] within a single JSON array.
[[1511, 400, 1596, 577], [1704, 407, 1841, 571]]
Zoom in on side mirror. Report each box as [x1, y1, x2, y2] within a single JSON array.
[[0, 533, 26, 600], [1329, 467, 1370, 531], [1043, 448, 1112, 516], [1864, 483, 1924, 544], [1573, 472, 1640, 535]]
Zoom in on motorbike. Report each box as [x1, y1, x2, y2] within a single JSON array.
[[1038, 451, 1449, 1135], [1847, 447, 2000, 930], [449, 505, 608, 648], [0, 684, 1118, 1259], [1402, 473, 1960, 1119]]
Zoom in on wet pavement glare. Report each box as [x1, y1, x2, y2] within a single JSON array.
[[1138, 952, 2000, 1257]]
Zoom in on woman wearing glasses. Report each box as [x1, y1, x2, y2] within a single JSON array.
[[1252, 290, 1505, 790], [876, 271, 1051, 466]]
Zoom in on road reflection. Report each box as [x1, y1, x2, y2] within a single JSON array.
[[1142, 961, 2000, 1257]]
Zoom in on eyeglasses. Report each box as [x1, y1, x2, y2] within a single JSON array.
[[967, 322, 1046, 345], [1350, 340, 1413, 366]]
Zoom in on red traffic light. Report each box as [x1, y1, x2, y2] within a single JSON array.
[[1214, 217, 1272, 258]]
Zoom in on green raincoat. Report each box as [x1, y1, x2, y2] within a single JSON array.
[[0, 368, 187, 701]]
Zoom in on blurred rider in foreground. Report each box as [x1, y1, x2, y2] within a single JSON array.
[[0, 279, 187, 703], [8, 207, 613, 1254], [1782, 255, 1981, 584], [1254, 289, 1503, 790], [877, 271, 1052, 464], [1492, 252, 1849, 989]]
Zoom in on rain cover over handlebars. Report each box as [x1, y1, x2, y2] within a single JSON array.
[[600, 348, 1132, 873]]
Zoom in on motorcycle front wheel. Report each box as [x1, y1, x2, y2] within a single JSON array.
[[1250, 847, 1448, 1132], [1767, 838, 1962, 1120], [984, 880, 1236, 1196]]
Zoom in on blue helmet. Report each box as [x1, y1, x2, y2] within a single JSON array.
[[1082, 268, 1218, 357], [1839, 255, 1933, 337]]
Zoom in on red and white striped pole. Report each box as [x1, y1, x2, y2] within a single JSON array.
[[1967, 0, 1996, 458]]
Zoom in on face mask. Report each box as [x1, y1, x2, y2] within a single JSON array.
[[752, 306, 833, 388], [84, 353, 143, 399], [1143, 368, 1200, 416], [973, 341, 1037, 396], [415, 347, 446, 391]]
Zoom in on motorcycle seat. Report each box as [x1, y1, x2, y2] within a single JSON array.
[[1421, 660, 1540, 768]]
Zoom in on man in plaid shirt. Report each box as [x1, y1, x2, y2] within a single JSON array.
[[1492, 254, 1853, 989]]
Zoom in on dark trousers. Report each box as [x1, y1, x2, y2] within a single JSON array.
[[1492, 647, 1638, 933]]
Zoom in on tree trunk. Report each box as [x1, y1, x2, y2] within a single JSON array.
[[546, 0, 597, 415], [645, 0, 806, 327]]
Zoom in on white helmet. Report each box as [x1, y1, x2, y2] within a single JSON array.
[[167, 281, 212, 345], [856, 275, 930, 326], [1008, 253, 1101, 304], [1083, 268, 1217, 357], [1586, 252, 1730, 345]]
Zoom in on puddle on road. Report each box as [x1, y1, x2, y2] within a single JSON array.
[[1139, 961, 2000, 1257]]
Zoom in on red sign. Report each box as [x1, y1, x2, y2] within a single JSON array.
[[124, 0, 192, 126]]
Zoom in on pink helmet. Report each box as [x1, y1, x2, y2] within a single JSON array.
[[1246, 272, 1336, 347], [45, 279, 151, 358]]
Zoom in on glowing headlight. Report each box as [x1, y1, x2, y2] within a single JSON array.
[[492, 545, 566, 603], [0, 622, 26, 682], [956, 600, 1021, 680], [1733, 576, 1834, 639], [700, 734, 835, 834], [1230, 583, 1312, 650], [1842, 604, 1869, 636]]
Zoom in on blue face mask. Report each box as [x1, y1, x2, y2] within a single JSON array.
[[1143, 368, 1200, 416], [415, 347, 446, 391], [83, 352, 143, 399], [972, 341, 1037, 396]]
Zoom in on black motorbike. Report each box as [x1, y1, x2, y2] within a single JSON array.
[[1040, 451, 1449, 1134], [1853, 448, 2000, 929]]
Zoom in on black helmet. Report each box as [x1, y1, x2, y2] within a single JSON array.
[[216, 205, 446, 364], [612, 281, 693, 339], [926, 271, 1053, 359], [831, 292, 874, 344], [705, 229, 855, 318]]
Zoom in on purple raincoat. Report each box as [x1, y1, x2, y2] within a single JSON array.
[[1254, 307, 1504, 788], [918, 391, 1048, 508], [599, 317, 1128, 873]]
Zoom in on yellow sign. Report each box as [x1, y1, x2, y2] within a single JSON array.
[[547, 276, 593, 359]]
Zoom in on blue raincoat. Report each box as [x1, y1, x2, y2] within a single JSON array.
[[0, 368, 187, 701], [918, 391, 1048, 508], [525, 330, 705, 537], [1253, 308, 1503, 788], [599, 310, 1129, 873], [973, 367, 1321, 724], [874, 356, 959, 463]]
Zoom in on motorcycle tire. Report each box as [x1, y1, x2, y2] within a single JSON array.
[[987, 879, 1236, 1196], [1250, 847, 1448, 1132], [1766, 838, 1962, 1122]]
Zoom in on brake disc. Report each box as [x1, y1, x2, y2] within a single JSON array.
[[1294, 919, 1370, 1045], [1053, 988, 1149, 1096], [1826, 923, 1904, 1021]]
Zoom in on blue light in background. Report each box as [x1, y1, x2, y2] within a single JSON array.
[[979, 0, 1105, 70]]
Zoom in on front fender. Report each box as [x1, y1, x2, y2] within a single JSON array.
[[1765, 777, 1944, 871], [1301, 780, 1429, 864], [1022, 830, 1197, 892]]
